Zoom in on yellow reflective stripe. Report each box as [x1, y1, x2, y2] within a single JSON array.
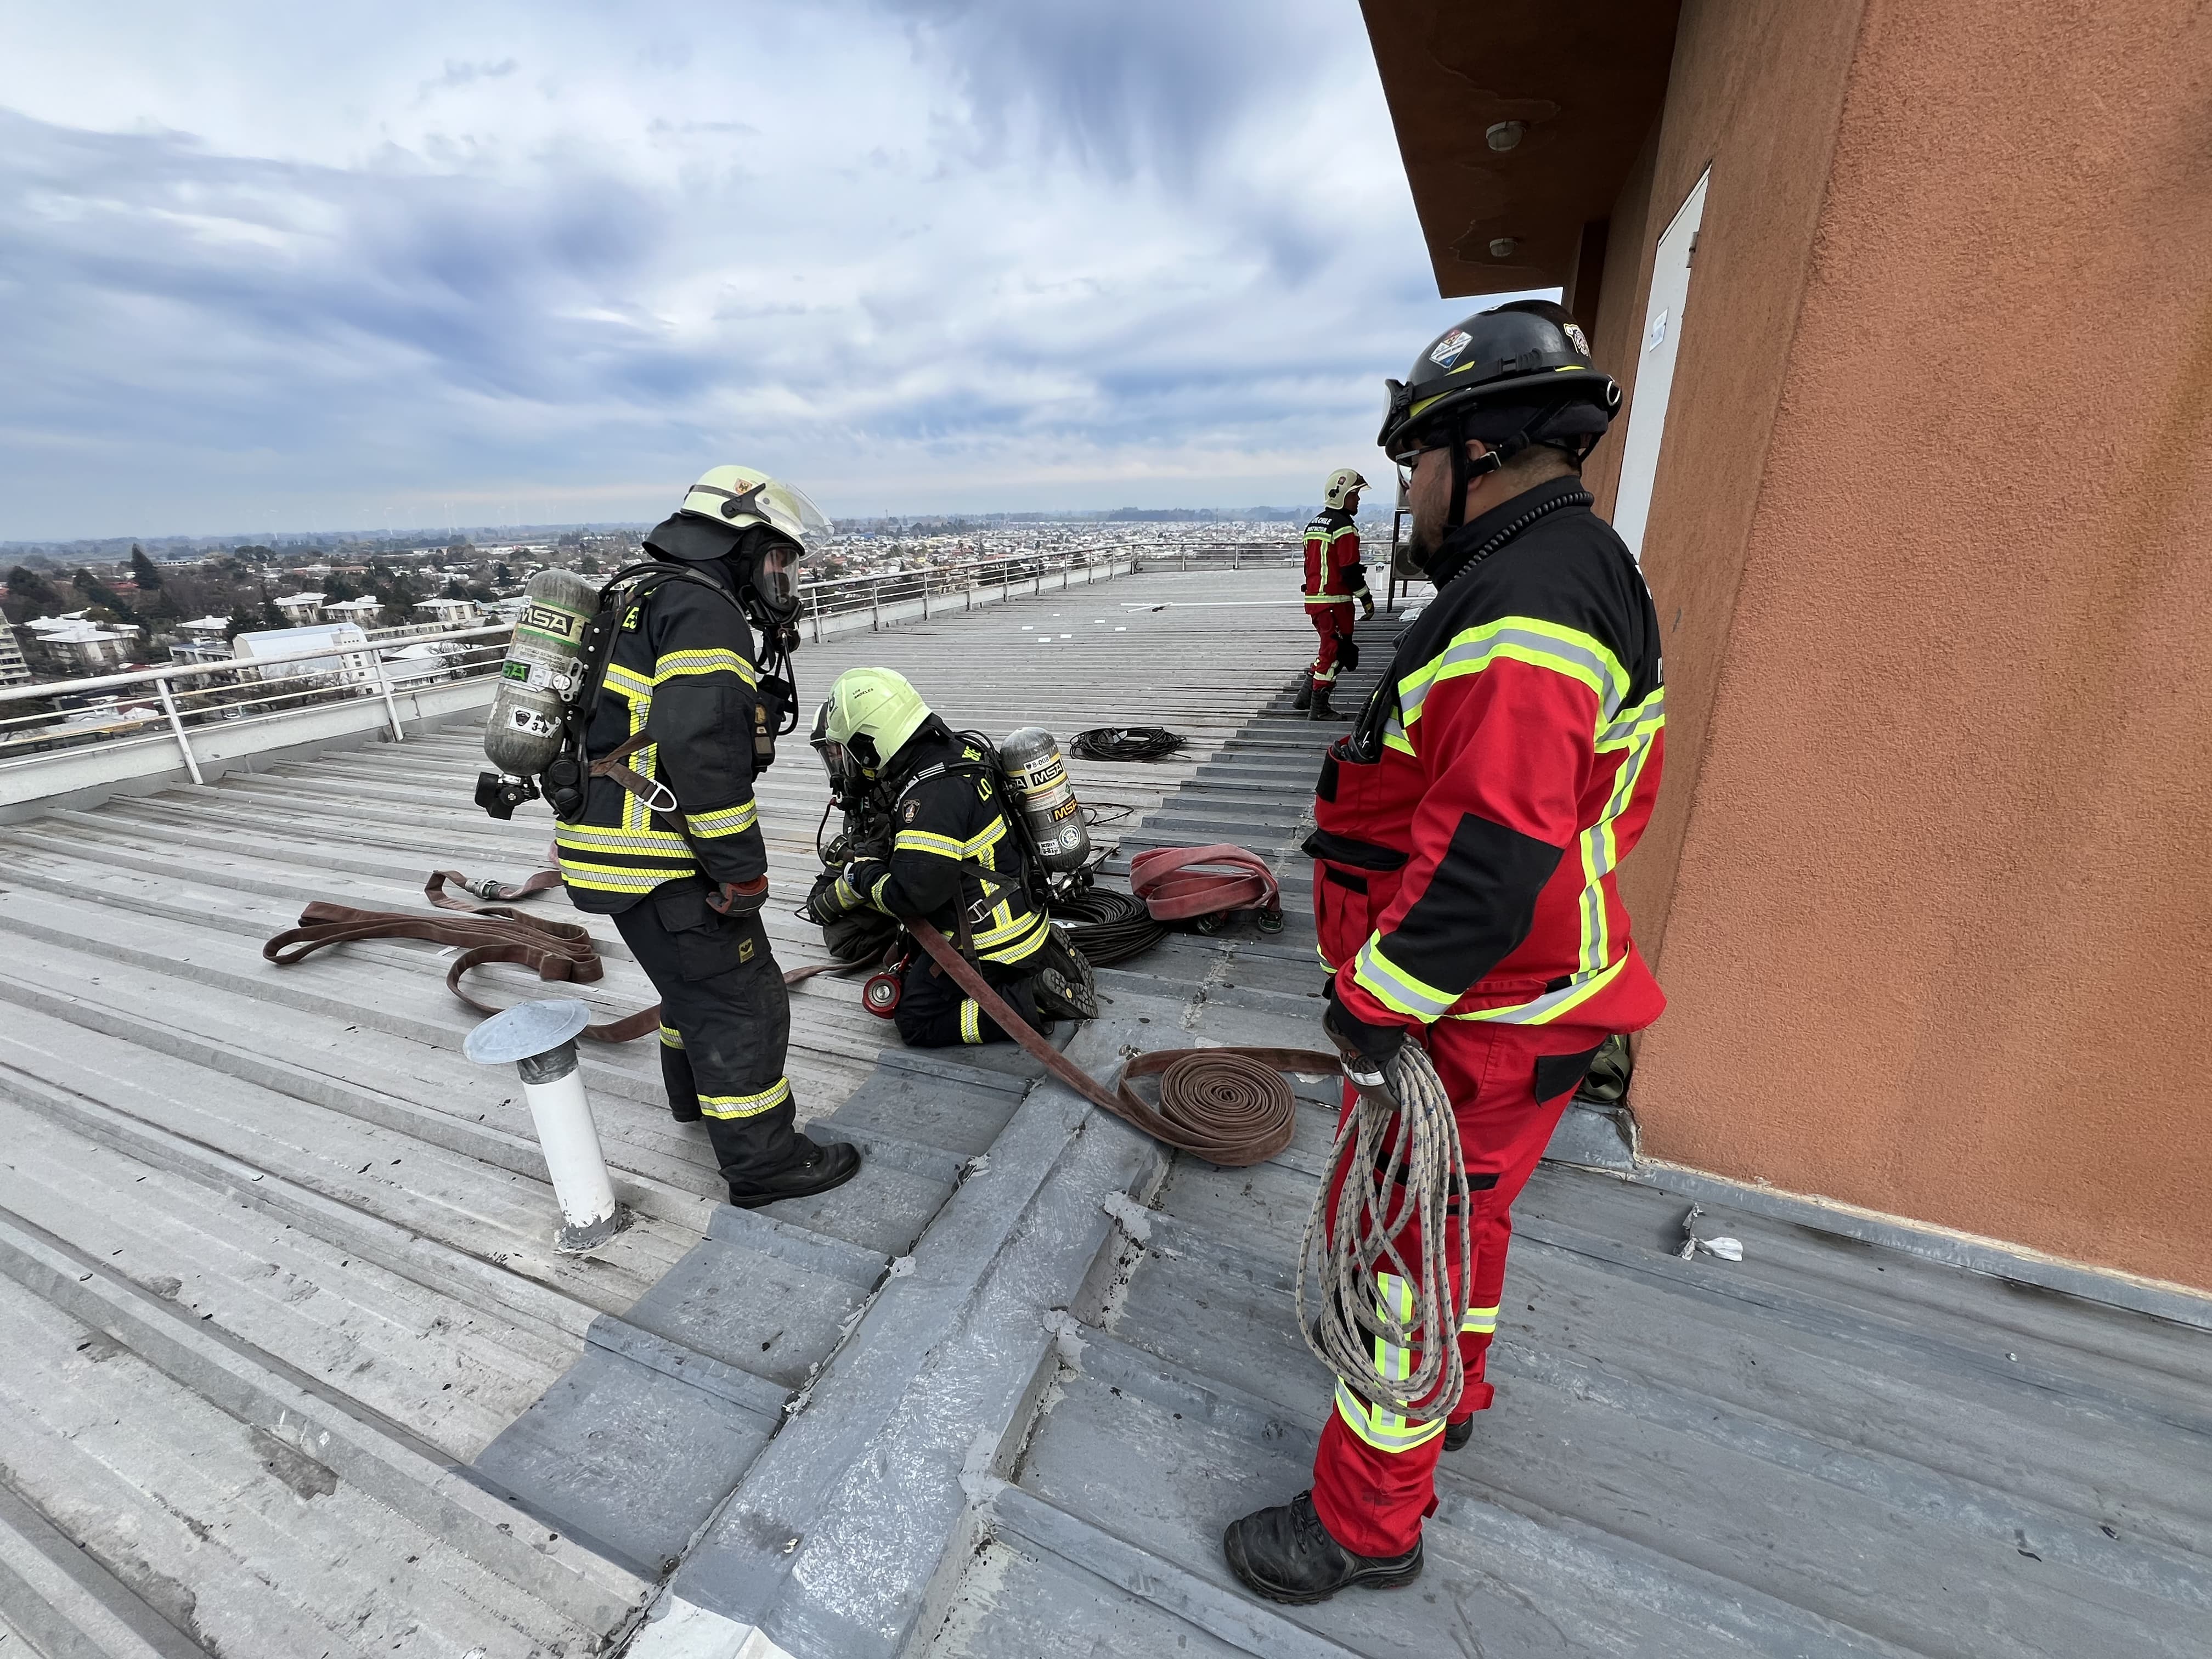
[[959, 999, 982, 1044], [1447, 951, 1630, 1025], [698, 1077, 791, 1119], [1316, 943, 1335, 973], [870, 873, 893, 910], [894, 828, 967, 859], [980, 917, 1052, 964], [1459, 1304, 1499, 1336], [559, 865, 679, 893], [1351, 934, 1457, 1020], [686, 800, 758, 838], [655, 648, 757, 685], [658, 1025, 684, 1049], [1398, 617, 1629, 733], [834, 874, 863, 910], [972, 904, 1044, 947], [556, 826, 692, 854], [1571, 689, 1664, 974], [603, 663, 655, 701], [964, 816, 1009, 859], [1331, 1273, 1447, 1453], [1304, 594, 1355, 606]]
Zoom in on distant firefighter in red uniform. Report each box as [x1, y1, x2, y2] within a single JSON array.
[[1295, 468, 1374, 721], [1226, 301, 1667, 1604]]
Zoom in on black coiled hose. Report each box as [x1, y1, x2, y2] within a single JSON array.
[[1051, 886, 1169, 966], [1070, 726, 1187, 763]]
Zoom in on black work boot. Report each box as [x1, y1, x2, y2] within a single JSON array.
[[1291, 679, 1313, 712], [1308, 686, 1349, 721], [1223, 1490, 1423, 1605], [727, 1136, 862, 1209], [1443, 1417, 1474, 1452], [1027, 962, 1099, 1023]]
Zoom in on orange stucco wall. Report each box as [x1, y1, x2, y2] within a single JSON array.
[[1622, 0, 2212, 1285]]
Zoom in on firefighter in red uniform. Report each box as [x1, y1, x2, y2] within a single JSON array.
[[1294, 469, 1375, 721], [1225, 301, 1666, 1603]]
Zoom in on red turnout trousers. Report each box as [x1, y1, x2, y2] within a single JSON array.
[[1308, 1018, 1609, 1559], [1307, 601, 1356, 686]]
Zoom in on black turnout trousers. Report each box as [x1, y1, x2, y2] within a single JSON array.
[[892, 929, 1082, 1049], [612, 876, 798, 1188]]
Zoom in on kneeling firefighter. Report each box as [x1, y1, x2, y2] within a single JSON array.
[[807, 668, 1098, 1048], [555, 466, 861, 1209]]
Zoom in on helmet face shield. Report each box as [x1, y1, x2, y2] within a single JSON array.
[[757, 539, 800, 612]]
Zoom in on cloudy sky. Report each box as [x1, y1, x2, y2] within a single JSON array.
[[2, 2, 1533, 541]]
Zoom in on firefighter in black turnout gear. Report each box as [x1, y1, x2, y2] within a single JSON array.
[[807, 668, 1098, 1048], [555, 466, 860, 1209]]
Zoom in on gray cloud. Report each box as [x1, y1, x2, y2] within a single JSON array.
[[0, 1, 1541, 539]]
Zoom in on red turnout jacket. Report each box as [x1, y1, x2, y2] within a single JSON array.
[[1302, 508, 1369, 609], [1306, 477, 1667, 1035]]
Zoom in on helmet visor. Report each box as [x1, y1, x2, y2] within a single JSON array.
[[758, 539, 800, 611]]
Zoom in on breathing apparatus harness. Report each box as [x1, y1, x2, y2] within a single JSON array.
[[526, 558, 798, 890]]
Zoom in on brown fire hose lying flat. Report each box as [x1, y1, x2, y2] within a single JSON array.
[[904, 917, 1334, 1168], [264, 866, 858, 1043], [263, 869, 1335, 1167]]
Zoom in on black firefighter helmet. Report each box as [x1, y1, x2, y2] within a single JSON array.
[[1377, 300, 1622, 473]]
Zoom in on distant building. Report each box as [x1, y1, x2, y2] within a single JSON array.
[[229, 623, 375, 688], [25, 620, 138, 675], [176, 615, 234, 641], [275, 592, 327, 625], [323, 597, 385, 628], [0, 623, 30, 687], [379, 641, 463, 687], [166, 638, 234, 668], [414, 596, 479, 628]]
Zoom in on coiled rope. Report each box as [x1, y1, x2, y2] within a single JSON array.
[[1297, 1045, 1472, 1427], [1070, 726, 1188, 762]]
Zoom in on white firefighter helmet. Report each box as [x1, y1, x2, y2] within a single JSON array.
[[678, 465, 832, 547], [1322, 467, 1369, 511]]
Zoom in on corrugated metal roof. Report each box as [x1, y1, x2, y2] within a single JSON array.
[[0, 567, 1322, 1656], [5, 563, 2208, 1659]]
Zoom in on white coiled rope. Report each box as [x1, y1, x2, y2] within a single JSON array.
[[1297, 1041, 1471, 1424]]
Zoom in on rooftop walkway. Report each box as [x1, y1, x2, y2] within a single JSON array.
[[0, 568, 2205, 1659]]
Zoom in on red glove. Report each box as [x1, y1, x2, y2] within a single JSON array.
[[705, 876, 770, 917]]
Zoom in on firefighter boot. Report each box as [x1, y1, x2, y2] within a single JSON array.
[[727, 1135, 863, 1210], [1444, 1417, 1474, 1452], [1028, 962, 1099, 1023], [1223, 1490, 1423, 1605], [1308, 685, 1350, 721], [1291, 678, 1313, 712]]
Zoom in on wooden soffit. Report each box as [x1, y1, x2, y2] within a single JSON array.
[[1361, 1, 1681, 297]]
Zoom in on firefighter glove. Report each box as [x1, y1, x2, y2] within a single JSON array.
[[805, 870, 853, 927], [1323, 980, 1410, 1072], [843, 857, 889, 911], [705, 876, 770, 917], [1361, 595, 1375, 620]]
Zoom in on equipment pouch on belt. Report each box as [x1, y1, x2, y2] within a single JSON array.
[[653, 879, 763, 980]]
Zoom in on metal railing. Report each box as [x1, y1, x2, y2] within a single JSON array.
[[795, 545, 1139, 640], [0, 623, 512, 787], [0, 543, 1154, 810]]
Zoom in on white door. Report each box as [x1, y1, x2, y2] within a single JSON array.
[[1610, 167, 1709, 560]]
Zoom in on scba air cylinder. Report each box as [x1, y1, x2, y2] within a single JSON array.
[[1000, 726, 1091, 874], [483, 568, 598, 778]]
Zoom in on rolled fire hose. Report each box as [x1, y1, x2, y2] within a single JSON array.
[[1128, 844, 1281, 923], [902, 916, 1328, 1168], [1297, 1041, 1472, 1427]]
